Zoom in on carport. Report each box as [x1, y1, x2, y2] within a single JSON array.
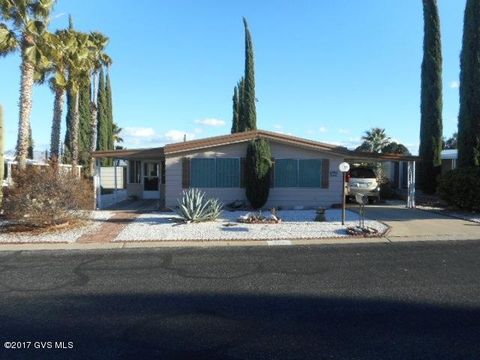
[[344, 153, 419, 208]]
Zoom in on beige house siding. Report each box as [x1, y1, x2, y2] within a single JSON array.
[[266, 142, 343, 208], [164, 141, 344, 209], [165, 143, 247, 207]]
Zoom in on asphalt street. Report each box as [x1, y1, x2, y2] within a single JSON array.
[[1, 241, 480, 359]]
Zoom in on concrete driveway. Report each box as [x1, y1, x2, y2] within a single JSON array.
[[352, 204, 480, 241]]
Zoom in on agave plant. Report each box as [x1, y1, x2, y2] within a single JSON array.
[[177, 188, 223, 223]]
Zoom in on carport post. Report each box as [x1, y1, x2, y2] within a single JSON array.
[[95, 159, 102, 210], [407, 161, 416, 209]]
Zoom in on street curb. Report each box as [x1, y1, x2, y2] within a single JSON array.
[[0, 235, 479, 252]]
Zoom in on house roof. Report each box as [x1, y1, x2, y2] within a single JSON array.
[[93, 130, 418, 162]]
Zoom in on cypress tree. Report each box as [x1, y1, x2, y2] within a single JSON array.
[[105, 72, 114, 151], [78, 80, 92, 167], [97, 69, 111, 165], [245, 138, 272, 209], [63, 87, 74, 163], [63, 15, 75, 164], [458, 0, 480, 167], [242, 18, 257, 131], [419, 0, 443, 194], [237, 77, 245, 132], [96, 69, 107, 151], [231, 86, 239, 134]]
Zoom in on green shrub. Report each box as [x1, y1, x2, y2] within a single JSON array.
[[246, 139, 272, 209], [3, 164, 93, 228], [437, 167, 480, 211], [177, 188, 223, 223]]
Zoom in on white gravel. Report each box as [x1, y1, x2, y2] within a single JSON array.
[[0, 211, 114, 243], [417, 205, 480, 224], [115, 209, 388, 242]]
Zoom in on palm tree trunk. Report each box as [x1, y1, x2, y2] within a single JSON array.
[[16, 59, 35, 170], [71, 92, 80, 172], [50, 87, 66, 161]]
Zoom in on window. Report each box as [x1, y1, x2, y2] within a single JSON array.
[[275, 159, 324, 188], [191, 158, 216, 187], [299, 159, 322, 187], [128, 160, 141, 183], [190, 158, 240, 188], [275, 159, 298, 187], [216, 158, 240, 187]]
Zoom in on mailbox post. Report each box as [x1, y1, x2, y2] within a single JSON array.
[[338, 162, 350, 225]]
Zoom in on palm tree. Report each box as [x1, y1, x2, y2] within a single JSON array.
[[0, 0, 56, 169], [112, 122, 123, 146], [41, 29, 74, 161], [360, 128, 391, 153], [66, 31, 92, 171]]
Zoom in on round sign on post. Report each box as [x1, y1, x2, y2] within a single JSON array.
[[339, 162, 350, 173]]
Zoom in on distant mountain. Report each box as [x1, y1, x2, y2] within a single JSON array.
[[4, 150, 48, 163]]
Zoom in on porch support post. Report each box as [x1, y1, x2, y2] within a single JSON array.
[[95, 159, 102, 210], [406, 161, 416, 208]]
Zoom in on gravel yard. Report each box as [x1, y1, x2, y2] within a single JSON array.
[[0, 211, 114, 243], [115, 209, 388, 242]]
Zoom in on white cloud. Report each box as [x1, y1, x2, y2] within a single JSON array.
[[164, 130, 196, 142], [319, 126, 328, 133], [338, 128, 350, 135], [450, 80, 460, 89], [123, 127, 156, 138], [194, 118, 225, 127], [273, 124, 284, 130], [120, 127, 196, 147]]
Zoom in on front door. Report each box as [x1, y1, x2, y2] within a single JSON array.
[[143, 162, 160, 199]]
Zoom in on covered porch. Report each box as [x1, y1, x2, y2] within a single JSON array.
[[92, 147, 166, 210]]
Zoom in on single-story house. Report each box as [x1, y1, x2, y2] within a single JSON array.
[[93, 130, 418, 209]]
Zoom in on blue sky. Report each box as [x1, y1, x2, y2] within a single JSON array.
[[0, 0, 466, 155]]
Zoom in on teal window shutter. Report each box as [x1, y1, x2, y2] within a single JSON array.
[[274, 159, 298, 187], [191, 158, 216, 187], [299, 159, 322, 187], [216, 158, 240, 187]]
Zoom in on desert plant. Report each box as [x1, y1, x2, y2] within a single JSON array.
[[437, 167, 480, 211], [2, 164, 93, 228], [245, 138, 272, 209], [177, 188, 223, 223]]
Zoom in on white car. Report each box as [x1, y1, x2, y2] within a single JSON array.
[[346, 167, 380, 203]]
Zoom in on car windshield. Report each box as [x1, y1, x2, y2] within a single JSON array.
[[350, 168, 376, 179]]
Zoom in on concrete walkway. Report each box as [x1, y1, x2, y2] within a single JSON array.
[[354, 204, 480, 241]]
